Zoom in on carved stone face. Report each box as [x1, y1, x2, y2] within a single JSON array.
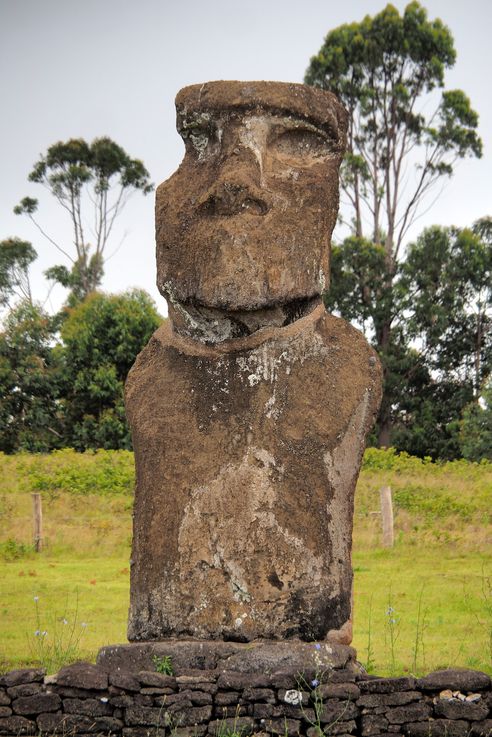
[[156, 81, 347, 313]]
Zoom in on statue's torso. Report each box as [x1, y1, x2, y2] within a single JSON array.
[[126, 305, 381, 643]]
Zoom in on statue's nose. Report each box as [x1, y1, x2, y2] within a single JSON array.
[[197, 148, 271, 217]]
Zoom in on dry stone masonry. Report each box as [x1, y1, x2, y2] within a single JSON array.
[[0, 662, 491, 736], [125, 80, 383, 646]]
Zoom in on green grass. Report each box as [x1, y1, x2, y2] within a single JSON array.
[[1, 556, 129, 671], [352, 548, 492, 676], [1, 448, 491, 675]]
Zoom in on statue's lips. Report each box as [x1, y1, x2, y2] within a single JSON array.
[[197, 197, 269, 217], [179, 292, 322, 314], [183, 210, 312, 245]]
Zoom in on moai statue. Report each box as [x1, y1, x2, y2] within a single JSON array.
[[126, 81, 382, 645]]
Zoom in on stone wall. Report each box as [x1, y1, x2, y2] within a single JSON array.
[[1, 662, 491, 736]]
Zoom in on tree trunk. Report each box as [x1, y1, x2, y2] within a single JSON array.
[[378, 414, 392, 448], [375, 317, 393, 448]]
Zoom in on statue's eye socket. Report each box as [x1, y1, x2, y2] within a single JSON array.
[[272, 128, 333, 159], [180, 123, 219, 157]]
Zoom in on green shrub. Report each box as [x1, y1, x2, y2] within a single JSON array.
[[0, 538, 33, 560], [394, 485, 473, 521], [17, 448, 135, 497]]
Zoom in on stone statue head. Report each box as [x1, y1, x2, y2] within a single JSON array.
[[156, 81, 347, 337]]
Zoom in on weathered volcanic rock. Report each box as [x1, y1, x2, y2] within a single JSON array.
[[97, 638, 358, 675], [126, 305, 381, 642], [156, 81, 348, 316], [125, 80, 382, 644]]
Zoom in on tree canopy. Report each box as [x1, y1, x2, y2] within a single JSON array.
[[460, 379, 492, 461], [0, 302, 60, 453], [305, 2, 483, 447], [14, 137, 153, 303], [0, 290, 162, 453], [0, 238, 36, 309], [326, 222, 492, 459]]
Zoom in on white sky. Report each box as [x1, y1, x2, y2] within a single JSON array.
[[1, 0, 491, 316]]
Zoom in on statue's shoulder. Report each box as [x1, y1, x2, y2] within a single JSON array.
[[315, 309, 379, 359]]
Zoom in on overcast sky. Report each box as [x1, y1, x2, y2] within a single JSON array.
[[1, 0, 491, 316]]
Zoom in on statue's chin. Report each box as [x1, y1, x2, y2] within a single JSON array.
[[167, 295, 322, 345]]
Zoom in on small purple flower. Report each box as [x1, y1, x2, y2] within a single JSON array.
[[311, 678, 320, 688], [314, 643, 321, 650], [34, 629, 40, 637]]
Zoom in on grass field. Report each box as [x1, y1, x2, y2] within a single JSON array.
[[1, 448, 491, 676]]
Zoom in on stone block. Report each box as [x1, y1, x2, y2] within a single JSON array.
[[12, 692, 61, 715], [207, 716, 255, 735], [109, 671, 141, 691], [357, 690, 421, 707], [319, 699, 358, 724], [1, 669, 45, 688], [213, 704, 248, 718], [242, 687, 277, 703], [124, 705, 170, 727], [137, 671, 177, 688], [406, 720, 470, 736], [434, 697, 489, 720], [217, 671, 271, 690], [266, 718, 302, 735], [63, 697, 113, 716], [385, 701, 431, 724], [215, 690, 241, 705], [6, 683, 42, 699], [359, 677, 416, 694], [360, 713, 389, 735], [417, 669, 491, 692], [469, 720, 492, 736], [37, 712, 122, 733], [56, 662, 108, 690], [0, 715, 36, 734], [168, 705, 213, 727], [316, 682, 360, 700]]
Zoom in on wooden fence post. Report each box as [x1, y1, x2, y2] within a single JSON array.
[[380, 485, 394, 548], [32, 493, 43, 552]]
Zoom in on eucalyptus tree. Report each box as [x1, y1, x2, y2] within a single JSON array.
[[0, 237, 36, 309], [305, 2, 482, 445], [15, 137, 153, 303]]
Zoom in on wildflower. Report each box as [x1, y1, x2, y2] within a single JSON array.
[[81, 622, 87, 628], [41, 631, 47, 637], [34, 629, 40, 636], [33, 596, 39, 602], [386, 606, 395, 615], [390, 618, 396, 624], [62, 618, 68, 625], [311, 678, 320, 688], [314, 643, 321, 650]]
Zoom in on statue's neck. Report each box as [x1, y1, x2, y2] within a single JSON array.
[[167, 295, 322, 345]]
